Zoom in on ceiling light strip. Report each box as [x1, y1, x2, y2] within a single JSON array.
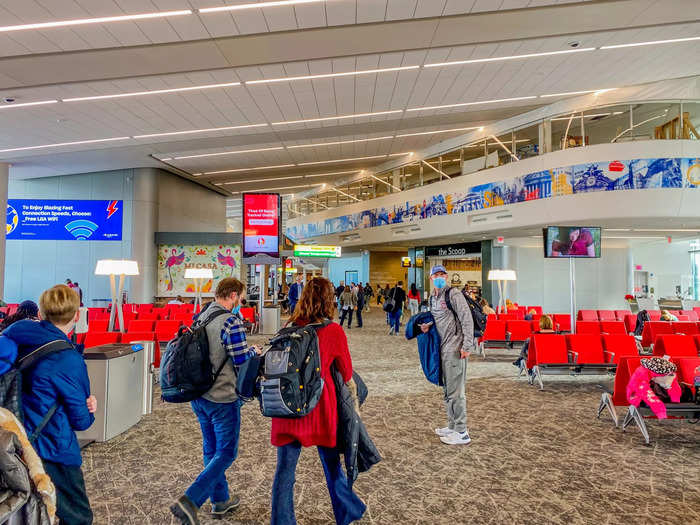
[[305, 170, 360, 178], [0, 10, 191, 32], [396, 126, 480, 138], [600, 36, 700, 50], [199, 0, 325, 14], [407, 96, 537, 112], [223, 175, 303, 185], [272, 110, 402, 126], [424, 48, 595, 68], [0, 100, 58, 109], [173, 146, 284, 160], [298, 154, 390, 166], [0, 136, 130, 154], [287, 136, 394, 149], [63, 82, 241, 102], [246, 65, 419, 85], [133, 123, 267, 139], [203, 164, 296, 175]]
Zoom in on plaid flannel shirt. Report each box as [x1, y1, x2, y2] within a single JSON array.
[[220, 312, 255, 365]]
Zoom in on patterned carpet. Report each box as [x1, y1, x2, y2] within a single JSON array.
[[83, 308, 700, 525]]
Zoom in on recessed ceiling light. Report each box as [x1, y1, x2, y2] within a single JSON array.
[[424, 48, 595, 68], [63, 81, 241, 102], [395, 126, 480, 138], [272, 110, 402, 126], [203, 164, 296, 175], [0, 100, 59, 109], [407, 96, 537, 112], [287, 136, 394, 149], [0, 136, 130, 154], [133, 123, 267, 139], [172, 146, 284, 160], [600, 36, 700, 50], [0, 10, 192, 32], [199, 0, 325, 14], [246, 65, 419, 85]]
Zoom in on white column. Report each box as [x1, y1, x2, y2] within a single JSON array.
[[0, 163, 8, 300], [130, 168, 158, 303]]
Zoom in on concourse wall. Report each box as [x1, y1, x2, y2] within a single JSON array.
[[5, 168, 225, 304]]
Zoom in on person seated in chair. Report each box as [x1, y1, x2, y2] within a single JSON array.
[[512, 315, 555, 373]]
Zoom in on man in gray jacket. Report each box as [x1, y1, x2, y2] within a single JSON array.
[[422, 265, 475, 445]]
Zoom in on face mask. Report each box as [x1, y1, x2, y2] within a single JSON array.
[[652, 374, 675, 390], [231, 305, 241, 315], [432, 277, 447, 289]]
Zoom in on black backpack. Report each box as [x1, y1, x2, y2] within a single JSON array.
[[160, 309, 230, 403], [443, 287, 486, 337], [633, 310, 650, 337], [258, 321, 329, 418], [0, 340, 73, 443]]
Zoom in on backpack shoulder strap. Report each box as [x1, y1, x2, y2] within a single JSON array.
[[195, 308, 231, 329], [444, 288, 461, 335], [28, 404, 58, 444], [16, 340, 74, 371]]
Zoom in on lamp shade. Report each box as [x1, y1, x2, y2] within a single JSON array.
[[487, 269, 517, 281], [185, 268, 214, 279], [95, 259, 139, 276]]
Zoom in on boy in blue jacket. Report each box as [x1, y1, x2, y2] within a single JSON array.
[[0, 284, 96, 525]]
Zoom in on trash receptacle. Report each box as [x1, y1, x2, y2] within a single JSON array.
[[262, 306, 281, 335], [76, 343, 144, 443]]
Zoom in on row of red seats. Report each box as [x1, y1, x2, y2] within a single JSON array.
[[576, 321, 627, 335], [481, 315, 573, 344], [641, 321, 700, 347], [0, 304, 19, 316], [579, 308, 700, 322]]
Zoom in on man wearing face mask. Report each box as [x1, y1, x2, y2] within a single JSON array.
[[424, 265, 475, 445], [171, 277, 261, 525]]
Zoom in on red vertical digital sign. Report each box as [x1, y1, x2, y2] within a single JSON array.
[[242, 193, 280, 258]]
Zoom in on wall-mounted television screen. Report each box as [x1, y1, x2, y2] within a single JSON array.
[[543, 226, 601, 258]]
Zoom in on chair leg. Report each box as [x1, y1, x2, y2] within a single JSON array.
[[533, 366, 544, 390], [597, 392, 618, 427], [622, 405, 650, 444]]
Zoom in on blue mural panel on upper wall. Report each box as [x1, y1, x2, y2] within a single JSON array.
[[285, 157, 697, 241]]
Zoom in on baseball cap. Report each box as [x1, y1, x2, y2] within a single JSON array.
[[430, 265, 447, 276]]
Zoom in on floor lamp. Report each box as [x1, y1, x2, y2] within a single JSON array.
[[185, 268, 213, 311], [487, 269, 517, 314], [95, 259, 139, 333]]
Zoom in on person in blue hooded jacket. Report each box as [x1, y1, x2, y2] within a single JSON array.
[[0, 284, 96, 525]]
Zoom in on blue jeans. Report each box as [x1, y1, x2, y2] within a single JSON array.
[[185, 398, 241, 508], [389, 309, 402, 334], [271, 442, 366, 525]]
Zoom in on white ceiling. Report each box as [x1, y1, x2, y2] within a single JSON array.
[[0, 0, 698, 196]]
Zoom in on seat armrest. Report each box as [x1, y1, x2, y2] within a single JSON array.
[[569, 350, 579, 363], [505, 332, 511, 341], [604, 350, 615, 363]]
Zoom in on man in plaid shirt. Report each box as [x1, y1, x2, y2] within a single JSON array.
[[171, 278, 261, 525]]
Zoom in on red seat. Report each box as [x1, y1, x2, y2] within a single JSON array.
[[597, 310, 616, 321], [647, 310, 662, 321], [527, 334, 569, 369], [682, 310, 700, 321], [151, 308, 166, 320], [138, 312, 158, 320], [506, 321, 531, 343], [623, 314, 636, 334], [676, 314, 690, 321], [600, 321, 626, 335], [530, 320, 541, 333], [498, 314, 518, 321], [641, 321, 673, 347], [84, 332, 121, 348], [601, 334, 640, 364], [178, 304, 195, 313], [487, 314, 497, 322], [121, 331, 156, 344], [576, 321, 601, 334], [653, 335, 698, 357], [75, 332, 87, 345], [553, 314, 571, 332], [673, 357, 700, 394], [88, 319, 109, 332], [610, 356, 644, 405], [92, 311, 110, 320], [614, 309, 631, 321], [128, 320, 155, 332], [526, 306, 543, 315], [578, 310, 598, 321], [155, 320, 182, 344], [566, 334, 606, 364], [481, 320, 507, 343], [672, 322, 698, 335], [174, 313, 195, 325]]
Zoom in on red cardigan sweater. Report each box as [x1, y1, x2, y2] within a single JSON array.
[[270, 321, 353, 448]]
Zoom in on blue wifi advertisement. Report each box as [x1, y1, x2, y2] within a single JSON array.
[[6, 199, 123, 241]]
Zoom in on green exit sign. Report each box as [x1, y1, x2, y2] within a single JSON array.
[[293, 245, 342, 258]]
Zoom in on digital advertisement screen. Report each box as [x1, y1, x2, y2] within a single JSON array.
[[6, 199, 123, 241], [293, 245, 341, 258], [243, 193, 280, 258], [543, 226, 601, 258]]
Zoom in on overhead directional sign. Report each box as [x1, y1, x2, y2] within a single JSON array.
[[293, 245, 342, 258]]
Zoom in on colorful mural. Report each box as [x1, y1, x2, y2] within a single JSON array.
[[286, 157, 697, 240], [157, 244, 241, 296]]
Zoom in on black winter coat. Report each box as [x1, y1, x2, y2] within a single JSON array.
[[332, 366, 381, 487]]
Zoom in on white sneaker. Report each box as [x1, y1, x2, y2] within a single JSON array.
[[440, 431, 472, 445], [434, 427, 455, 437]]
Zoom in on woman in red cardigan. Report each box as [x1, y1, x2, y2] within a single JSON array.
[[270, 277, 365, 525]]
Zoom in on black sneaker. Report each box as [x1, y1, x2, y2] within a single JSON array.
[[212, 495, 240, 519], [170, 495, 200, 525]]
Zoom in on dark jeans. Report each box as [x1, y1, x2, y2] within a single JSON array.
[[389, 309, 402, 334], [355, 307, 363, 328], [271, 442, 366, 525], [288, 301, 297, 315], [43, 460, 93, 525], [186, 398, 241, 507], [339, 308, 354, 327]]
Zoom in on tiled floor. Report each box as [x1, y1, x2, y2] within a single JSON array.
[[83, 308, 700, 524]]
